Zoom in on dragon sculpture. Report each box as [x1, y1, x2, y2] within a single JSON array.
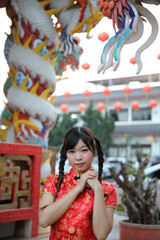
[[0, 0, 159, 181], [97, 0, 159, 74]]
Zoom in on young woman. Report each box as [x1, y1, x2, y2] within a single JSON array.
[[39, 127, 117, 240]]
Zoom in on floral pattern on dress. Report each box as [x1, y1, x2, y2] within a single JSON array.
[[42, 168, 117, 240]]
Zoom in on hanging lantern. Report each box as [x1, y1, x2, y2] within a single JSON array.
[[83, 90, 91, 97], [130, 57, 136, 65], [110, 62, 113, 67], [157, 54, 160, 60], [143, 84, 152, 93], [105, 60, 113, 68], [103, 87, 111, 96], [123, 85, 132, 101], [64, 66, 67, 71], [149, 100, 158, 108], [60, 104, 68, 113], [131, 101, 139, 110], [132, 27, 137, 37], [123, 85, 132, 94], [98, 32, 109, 42], [82, 63, 90, 70], [63, 91, 71, 99], [103, 87, 111, 103], [143, 84, 152, 99], [78, 103, 87, 112], [97, 102, 105, 111], [73, 35, 80, 44], [114, 102, 122, 111]]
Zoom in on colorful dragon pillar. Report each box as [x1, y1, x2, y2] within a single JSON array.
[[0, 0, 103, 181], [1, 0, 103, 144], [2, 0, 58, 147]]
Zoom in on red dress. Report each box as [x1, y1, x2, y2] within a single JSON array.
[[42, 168, 117, 240]]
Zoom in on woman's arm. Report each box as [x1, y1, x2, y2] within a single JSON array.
[[87, 179, 115, 240], [39, 184, 81, 228], [39, 170, 98, 228]]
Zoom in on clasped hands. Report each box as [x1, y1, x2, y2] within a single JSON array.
[[76, 170, 103, 193]]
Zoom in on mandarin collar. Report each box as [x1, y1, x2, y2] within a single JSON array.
[[69, 167, 95, 181], [69, 168, 80, 180]]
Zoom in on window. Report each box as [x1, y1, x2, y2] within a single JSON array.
[[109, 145, 127, 157], [132, 107, 151, 121], [109, 144, 151, 159], [131, 144, 151, 158], [110, 109, 128, 121]]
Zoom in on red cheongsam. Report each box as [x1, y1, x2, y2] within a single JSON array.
[[42, 168, 117, 240]]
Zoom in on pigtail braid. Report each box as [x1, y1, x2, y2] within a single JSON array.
[[54, 148, 67, 201], [94, 137, 105, 183]]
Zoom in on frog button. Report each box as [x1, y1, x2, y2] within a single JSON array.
[[68, 226, 75, 234]]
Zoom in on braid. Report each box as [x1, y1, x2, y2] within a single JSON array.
[[54, 148, 67, 201], [94, 137, 105, 183]]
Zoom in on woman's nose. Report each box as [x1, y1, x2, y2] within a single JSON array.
[[75, 152, 82, 159]]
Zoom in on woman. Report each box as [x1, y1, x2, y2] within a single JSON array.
[[39, 127, 117, 240]]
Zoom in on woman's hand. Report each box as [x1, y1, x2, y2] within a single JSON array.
[[87, 178, 103, 192], [76, 171, 98, 193]]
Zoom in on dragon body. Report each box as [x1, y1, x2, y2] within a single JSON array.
[[0, 0, 159, 180]]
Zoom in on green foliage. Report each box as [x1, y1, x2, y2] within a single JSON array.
[[48, 113, 78, 148], [124, 134, 132, 146], [48, 102, 115, 155], [81, 102, 115, 155], [126, 161, 145, 187], [120, 192, 125, 199], [116, 203, 125, 213], [111, 152, 159, 224]]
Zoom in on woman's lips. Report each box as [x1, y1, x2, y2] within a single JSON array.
[[75, 163, 84, 167]]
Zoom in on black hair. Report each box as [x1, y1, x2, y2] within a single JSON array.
[[54, 126, 105, 201]]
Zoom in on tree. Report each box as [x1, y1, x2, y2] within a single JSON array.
[[80, 102, 115, 155], [109, 152, 159, 224], [48, 113, 78, 148]]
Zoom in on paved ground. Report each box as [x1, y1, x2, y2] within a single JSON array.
[[7, 212, 127, 240], [107, 213, 127, 240]]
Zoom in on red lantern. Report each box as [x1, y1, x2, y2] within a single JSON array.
[[73, 35, 80, 44], [78, 103, 87, 111], [64, 66, 67, 71], [130, 57, 136, 65], [83, 90, 91, 97], [114, 102, 122, 111], [132, 27, 137, 37], [123, 85, 132, 101], [63, 91, 71, 98], [97, 102, 105, 111], [123, 85, 132, 94], [98, 32, 109, 42], [131, 101, 139, 110], [149, 100, 158, 108], [105, 60, 113, 67], [82, 63, 90, 70], [103, 87, 111, 96], [157, 54, 160, 60], [143, 84, 152, 93], [60, 104, 68, 113]]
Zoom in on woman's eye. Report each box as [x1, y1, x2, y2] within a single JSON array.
[[68, 150, 74, 154], [82, 148, 88, 152]]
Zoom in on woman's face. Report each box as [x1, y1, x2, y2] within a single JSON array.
[[66, 139, 93, 175]]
